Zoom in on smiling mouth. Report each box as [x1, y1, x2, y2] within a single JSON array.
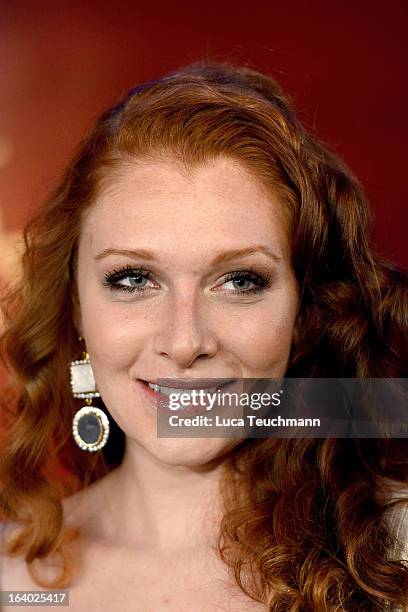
[[138, 378, 237, 414], [147, 382, 220, 395], [141, 378, 236, 390]]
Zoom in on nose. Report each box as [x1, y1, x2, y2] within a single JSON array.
[[153, 290, 218, 369]]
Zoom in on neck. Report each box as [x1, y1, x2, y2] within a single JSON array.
[[94, 438, 230, 551]]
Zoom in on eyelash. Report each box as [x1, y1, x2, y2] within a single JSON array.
[[103, 264, 273, 297]]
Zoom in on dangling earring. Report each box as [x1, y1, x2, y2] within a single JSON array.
[[70, 338, 110, 452]]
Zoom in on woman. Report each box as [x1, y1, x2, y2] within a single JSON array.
[[0, 61, 407, 611]]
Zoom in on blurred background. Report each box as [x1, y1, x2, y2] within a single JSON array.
[[1, 0, 407, 296]]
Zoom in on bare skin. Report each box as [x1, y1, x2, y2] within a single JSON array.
[[1, 156, 299, 610], [2, 470, 265, 612], [2, 470, 265, 611]]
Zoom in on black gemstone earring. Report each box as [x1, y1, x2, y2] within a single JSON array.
[[70, 339, 109, 452]]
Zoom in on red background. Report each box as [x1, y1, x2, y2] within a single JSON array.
[[0, 0, 407, 274], [0, 0, 407, 511]]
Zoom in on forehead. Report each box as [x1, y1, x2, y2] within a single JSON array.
[[79, 156, 291, 260]]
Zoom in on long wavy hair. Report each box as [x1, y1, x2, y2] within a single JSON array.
[[1, 60, 407, 610]]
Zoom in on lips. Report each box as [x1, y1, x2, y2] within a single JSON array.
[[140, 378, 236, 390], [136, 378, 238, 415]]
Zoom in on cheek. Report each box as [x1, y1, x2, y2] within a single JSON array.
[[222, 292, 297, 370], [79, 297, 150, 373], [78, 299, 151, 432]]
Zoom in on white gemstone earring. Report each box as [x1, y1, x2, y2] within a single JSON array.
[[70, 339, 110, 452]]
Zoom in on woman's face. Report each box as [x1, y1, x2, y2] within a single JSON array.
[[75, 156, 299, 466]]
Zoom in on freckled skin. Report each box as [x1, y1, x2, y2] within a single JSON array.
[[75, 156, 299, 467]]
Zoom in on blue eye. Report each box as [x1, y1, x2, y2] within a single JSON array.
[[103, 266, 153, 294], [222, 270, 272, 295], [103, 265, 272, 297], [123, 275, 149, 288]]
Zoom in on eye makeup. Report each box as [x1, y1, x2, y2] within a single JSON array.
[[220, 268, 273, 295], [103, 264, 154, 294], [102, 263, 274, 298]]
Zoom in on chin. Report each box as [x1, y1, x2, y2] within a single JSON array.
[[139, 434, 238, 469]]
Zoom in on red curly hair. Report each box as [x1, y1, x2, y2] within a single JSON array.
[[1, 60, 407, 610]]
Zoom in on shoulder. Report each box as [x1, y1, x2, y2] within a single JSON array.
[[1, 517, 80, 592], [0, 520, 38, 591]]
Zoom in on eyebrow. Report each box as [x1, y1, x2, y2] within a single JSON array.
[[94, 246, 281, 265]]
